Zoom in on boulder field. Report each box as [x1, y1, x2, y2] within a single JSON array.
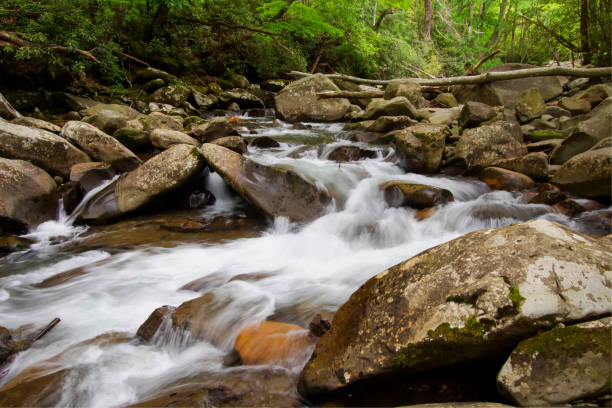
[[0, 64, 610, 407]]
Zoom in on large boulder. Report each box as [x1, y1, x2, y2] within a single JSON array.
[[150, 128, 198, 150], [143, 111, 184, 132], [558, 96, 591, 116], [61, 121, 142, 172], [454, 63, 564, 108], [550, 108, 611, 164], [0, 119, 91, 178], [149, 85, 192, 107], [200, 143, 330, 222], [219, 89, 264, 109], [191, 117, 240, 143], [384, 79, 426, 107], [458, 102, 496, 129], [393, 123, 448, 173], [574, 83, 612, 106], [0, 92, 21, 120], [80, 144, 205, 221], [479, 167, 536, 192], [497, 317, 611, 406], [275, 74, 350, 122], [452, 121, 526, 172], [299, 219, 612, 397], [359, 97, 417, 121], [80, 103, 142, 122], [491, 152, 548, 181], [551, 147, 611, 198], [514, 88, 546, 123], [0, 158, 58, 232]]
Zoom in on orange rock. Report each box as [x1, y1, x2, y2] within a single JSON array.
[[235, 321, 315, 365], [479, 167, 536, 191], [227, 116, 243, 124]]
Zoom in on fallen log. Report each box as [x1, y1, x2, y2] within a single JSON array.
[[317, 90, 384, 99], [290, 66, 612, 87]]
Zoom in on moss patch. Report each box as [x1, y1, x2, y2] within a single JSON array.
[[515, 325, 610, 360], [509, 286, 525, 310]]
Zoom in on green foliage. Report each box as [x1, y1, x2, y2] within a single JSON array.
[[1, 0, 608, 86]]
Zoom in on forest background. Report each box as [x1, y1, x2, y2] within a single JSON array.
[[0, 0, 609, 87]]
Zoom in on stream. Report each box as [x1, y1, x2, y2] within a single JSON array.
[[0, 111, 604, 406]]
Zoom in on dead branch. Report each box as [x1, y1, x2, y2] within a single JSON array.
[[317, 90, 384, 99], [465, 49, 501, 75], [405, 63, 436, 79], [112, 50, 150, 67], [373, 8, 395, 32]]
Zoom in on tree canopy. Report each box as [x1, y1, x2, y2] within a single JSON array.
[[0, 0, 609, 84]]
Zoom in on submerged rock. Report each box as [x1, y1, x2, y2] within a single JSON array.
[[235, 321, 315, 366], [0, 158, 57, 232], [0, 119, 91, 178], [61, 121, 141, 172], [299, 219, 612, 397], [327, 146, 376, 162], [497, 317, 611, 406], [380, 182, 454, 209], [211, 136, 247, 154], [275, 74, 350, 122], [200, 143, 331, 222]]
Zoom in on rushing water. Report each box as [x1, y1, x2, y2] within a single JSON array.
[[0, 113, 603, 406]]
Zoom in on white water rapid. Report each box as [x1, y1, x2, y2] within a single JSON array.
[[0, 113, 601, 406]]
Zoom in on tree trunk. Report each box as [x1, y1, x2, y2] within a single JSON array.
[[468, 1, 474, 36], [486, 0, 508, 48], [424, 0, 433, 42], [580, 0, 591, 64], [373, 8, 395, 32]]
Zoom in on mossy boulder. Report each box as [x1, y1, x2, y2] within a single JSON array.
[[497, 317, 611, 406], [219, 89, 264, 109], [299, 219, 612, 398], [0, 158, 58, 232], [383, 79, 426, 108], [199, 143, 331, 222], [0, 119, 91, 178], [359, 97, 417, 121], [149, 85, 192, 107], [61, 121, 142, 172], [526, 129, 565, 142], [433, 93, 458, 108], [515, 88, 546, 123], [452, 121, 526, 172], [80, 144, 205, 221], [275, 74, 350, 122], [113, 127, 150, 151], [142, 111, 184, 132], [458, 101, 496, 129], [366, 116, 417, 132], [393, 123, 448, 173], [150, 128, 198, 150]]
